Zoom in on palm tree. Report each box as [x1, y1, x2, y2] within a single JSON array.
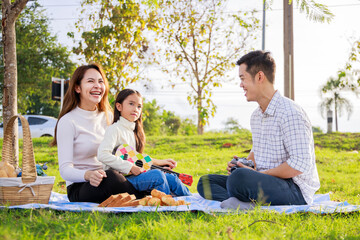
[[319, 73, 359, 132], [294, 0, 334, 23]]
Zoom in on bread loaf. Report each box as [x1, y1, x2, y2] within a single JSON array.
[[0, 169, 8, 178], [139, 196, 152, 206], [151, 189, 166, 198], [0, 161, 17, 178], [120, 199, 141, 207], [161, 196, 176, 206], [98, 194, 122, 207], [107, 194, 136, 207], [147, 197, 161, 206]]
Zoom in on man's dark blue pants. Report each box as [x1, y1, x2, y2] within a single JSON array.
[[197, 168, 307, 205]]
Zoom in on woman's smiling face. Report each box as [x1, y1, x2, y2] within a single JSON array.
[[75, 68, 105, 111]]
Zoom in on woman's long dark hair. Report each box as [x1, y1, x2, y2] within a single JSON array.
[[114, 89, 145, 153]]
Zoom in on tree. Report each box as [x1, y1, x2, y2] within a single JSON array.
[[1, 1, 76, 117], [71, 0, 158, 93], [283, 0, 334, 100], [344, 39, 360, 87], [1, 0, 29, 164], [319, 72, 359, 132], [224, 117, 242, 133], [161, 110, 181, 135], [156, 0, 260, 134], [142, 98, 197, 136], [142, 99, 162, 136]]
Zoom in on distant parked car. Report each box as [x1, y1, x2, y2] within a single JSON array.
[[0, 115, 57, 138]]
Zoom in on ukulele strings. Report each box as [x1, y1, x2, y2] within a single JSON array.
[[134, 161, 178, 175], [151, 164, 179, 175]]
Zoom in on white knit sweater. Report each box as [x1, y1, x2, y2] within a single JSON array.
[[57, 106, 109, 187], [97, 117, 136, 174]]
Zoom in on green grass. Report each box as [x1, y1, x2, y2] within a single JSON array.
[[1, 132, 360, 239]]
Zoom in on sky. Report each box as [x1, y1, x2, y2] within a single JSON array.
[[38, 0, 360, 133]]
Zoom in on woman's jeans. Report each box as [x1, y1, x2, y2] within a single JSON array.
[[127, 169, 191, 196], [197, 168, 306, 205]]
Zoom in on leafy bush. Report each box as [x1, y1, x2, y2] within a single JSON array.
[[143, 99, 197, 136], [314, 132, 360, 151]]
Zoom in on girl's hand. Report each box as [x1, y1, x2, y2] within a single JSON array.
[[84, 170, 107, 187], [153, 159, 177, 169], [130, 165, 142, 176]]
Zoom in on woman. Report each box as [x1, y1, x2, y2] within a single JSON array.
[[51, 63, 143, 203]]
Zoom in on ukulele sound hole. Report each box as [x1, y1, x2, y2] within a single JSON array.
[[135, 160, 143, 168]]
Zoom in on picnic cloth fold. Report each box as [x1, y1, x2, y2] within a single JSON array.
[[1, 192, 359, 214]]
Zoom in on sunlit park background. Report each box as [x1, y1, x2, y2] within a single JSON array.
[[36, 0, 360, 134], [1, 1, 360, 239], [1, 0, 360, 135]]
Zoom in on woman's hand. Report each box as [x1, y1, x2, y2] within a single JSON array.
[[130, 165, 142, 176], [153, 159, 177, 169], [84, 170, 107, 187]]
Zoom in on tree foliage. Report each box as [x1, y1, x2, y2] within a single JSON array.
[[293, 0, 334, 23], [71, 0, 158, 93], [344, 39, 360, 87], [0, 1, 75, 117], [142, 99, 196, 136], [155, 0, 260, 134]]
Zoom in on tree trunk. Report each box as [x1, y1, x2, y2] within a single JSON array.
[[197, 96, 204, 135], [334, 99, 338, 132], [283, 0, 294, 100], [2, 0, 29, 165]]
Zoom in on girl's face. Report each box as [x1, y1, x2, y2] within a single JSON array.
[[116, 93, 143, 122], [75, 68, 105, 111]]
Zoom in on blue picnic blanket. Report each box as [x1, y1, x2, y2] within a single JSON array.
[[1, 192, 359, 214]]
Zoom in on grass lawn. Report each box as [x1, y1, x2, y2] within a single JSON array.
[[1, 132, 360, 239]]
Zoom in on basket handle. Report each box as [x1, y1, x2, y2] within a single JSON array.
[[2, 115, 37, 183]]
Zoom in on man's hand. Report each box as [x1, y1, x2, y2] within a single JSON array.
[[84, 170, 107, 187], [130, 165, 143, 176], [226, 155, 238, 174], [226, 154, 256, 175]]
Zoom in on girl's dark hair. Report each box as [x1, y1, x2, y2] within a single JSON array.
[[51, 63, 111, 146], [114, 89, 145, 153]]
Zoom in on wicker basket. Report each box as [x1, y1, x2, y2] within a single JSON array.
[[0, 115, 55, 206]]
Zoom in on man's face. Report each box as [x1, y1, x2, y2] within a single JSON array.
[[239, 64, 258, 102]]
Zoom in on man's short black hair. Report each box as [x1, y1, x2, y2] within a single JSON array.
[[236, 50, 276, 84]]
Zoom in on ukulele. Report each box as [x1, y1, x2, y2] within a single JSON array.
[[112, 144, 193, 186]]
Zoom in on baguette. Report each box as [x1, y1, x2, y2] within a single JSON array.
[[120, 199, 141, 207], [108, 194, 136, 207], [98, 193, 128, 207]]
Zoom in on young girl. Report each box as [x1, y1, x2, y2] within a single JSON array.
[[97, 89, 191, 196]]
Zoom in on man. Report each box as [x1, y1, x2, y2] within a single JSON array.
[[197, 50, 320, 209]]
